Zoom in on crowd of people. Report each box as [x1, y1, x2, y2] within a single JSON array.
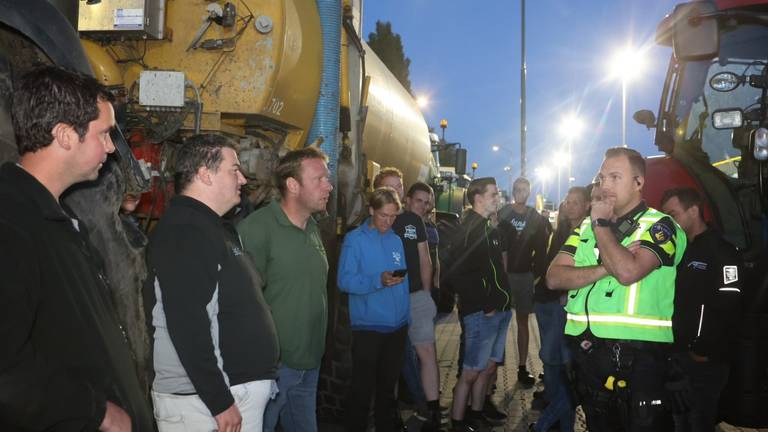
[[0, 65, 745, 432]]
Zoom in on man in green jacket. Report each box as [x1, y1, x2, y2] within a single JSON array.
[[238, 146, 333, 432], [547, 147, 686, 432]]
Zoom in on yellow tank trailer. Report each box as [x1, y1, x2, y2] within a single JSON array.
[[79, 0, 444, 223]]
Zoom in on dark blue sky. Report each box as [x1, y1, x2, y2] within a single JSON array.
[[363, 0, 680, 201]]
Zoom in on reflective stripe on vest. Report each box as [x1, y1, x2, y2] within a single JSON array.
[[566, 313, 672, 328]]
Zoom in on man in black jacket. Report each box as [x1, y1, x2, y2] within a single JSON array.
[[0, 66, 152, 431], [447, 177, 512, 432], [145, 134, 279, 432], [661, 187, 742, 432]]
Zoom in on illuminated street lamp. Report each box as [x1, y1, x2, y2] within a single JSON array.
[[440, 119, 448, 141], [559, 115, 584, 187], [416, 95, 429, 109], [610, 46, 646, 147]]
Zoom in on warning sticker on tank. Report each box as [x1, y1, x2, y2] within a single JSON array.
[[114, 9, 143, 29]]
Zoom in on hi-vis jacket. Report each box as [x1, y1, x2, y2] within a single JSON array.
[[560, 203, 686, 343]]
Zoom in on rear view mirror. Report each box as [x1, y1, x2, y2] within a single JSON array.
[[633, 110, 657, 130], [454, 148, 467, 176], [672, 2, 719, 61]]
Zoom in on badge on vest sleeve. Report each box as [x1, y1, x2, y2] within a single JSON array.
[[723, 265, 738, 284], [650, 222, 672, 244]]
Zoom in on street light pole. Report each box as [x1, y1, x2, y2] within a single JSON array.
[[610, 46, 645, 148], [621, 78, 628, 147], [520, 0, 527, 177]]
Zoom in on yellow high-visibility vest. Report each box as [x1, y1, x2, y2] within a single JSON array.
[[563, 208, 686, 343]]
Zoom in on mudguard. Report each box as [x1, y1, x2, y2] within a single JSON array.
[[0, 0, 91, 74]]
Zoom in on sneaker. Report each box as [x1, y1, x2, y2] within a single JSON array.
[[422, 418, 444, 432], [481, 399, 507, 422], [466, 417, 492, 432], [517, 368, 536, 388], [469, 409, 502, 428], [450, 420, 480, 432]]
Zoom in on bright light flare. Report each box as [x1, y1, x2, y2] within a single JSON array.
[[559, 115, 585, 138], [503, 165, 512, 172], [492, 145, 500, 152], [535, 166, 552, 181], [416, 95, 429, 108], [554, 151, 570, 167], [609, 46, 646, 82]]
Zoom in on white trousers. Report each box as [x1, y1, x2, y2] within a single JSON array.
[[152, 380, 275, 432]]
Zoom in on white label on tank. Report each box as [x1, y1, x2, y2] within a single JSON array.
[[114, 8, 144, 29]]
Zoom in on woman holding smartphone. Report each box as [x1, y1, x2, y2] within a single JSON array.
[[338, 187, 410, 432]]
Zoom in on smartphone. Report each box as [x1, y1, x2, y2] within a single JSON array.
[[392, 269, 407, 278]]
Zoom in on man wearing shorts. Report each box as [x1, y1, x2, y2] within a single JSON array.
[[447, 178, 512, 432], [375, 169, 441, 430], [498, 177, 548, 388]]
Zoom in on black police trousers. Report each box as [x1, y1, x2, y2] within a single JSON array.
[[569, 336, 674, 432]]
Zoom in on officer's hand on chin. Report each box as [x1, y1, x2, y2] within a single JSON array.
[[590, 196, 615, 221]]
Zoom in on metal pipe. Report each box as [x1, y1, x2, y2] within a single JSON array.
[[186, 80, 202, 135]]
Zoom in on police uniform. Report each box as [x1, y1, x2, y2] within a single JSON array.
[[671, 228, 741, 432], [560, 202, 686, 432]]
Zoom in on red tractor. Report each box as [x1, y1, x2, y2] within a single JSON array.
[[633, 0, 768, 427]]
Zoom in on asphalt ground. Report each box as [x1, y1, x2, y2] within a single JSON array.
[[322, 310, 768, 431]]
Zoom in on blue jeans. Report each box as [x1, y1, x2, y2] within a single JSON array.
[[263, 365, 320, 432], [534, 363, 575, 432], [534, 301, 571, 366], [534, 301, 574, 432], [461, 310, 512, 370]]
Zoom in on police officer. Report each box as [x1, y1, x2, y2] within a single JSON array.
[[547, 147, 687, 432], [661, 187, 742, 432]]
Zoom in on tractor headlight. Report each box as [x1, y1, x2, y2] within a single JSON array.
[[712, 109, 743, 129], [753, 127, 768, 161]]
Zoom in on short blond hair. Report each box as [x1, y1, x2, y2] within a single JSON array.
[[369, 187, 402, 211]]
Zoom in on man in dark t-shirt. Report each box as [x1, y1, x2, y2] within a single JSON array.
[[498, 177, 548, 387], [374, 169, 441, 430]]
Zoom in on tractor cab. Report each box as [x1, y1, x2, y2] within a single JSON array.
[[635, 1, 768, 426]]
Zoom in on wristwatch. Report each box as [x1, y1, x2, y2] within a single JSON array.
[[592, 218, 611, 228]]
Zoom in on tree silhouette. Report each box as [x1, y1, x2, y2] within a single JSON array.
[[367, 21, 412, 94]]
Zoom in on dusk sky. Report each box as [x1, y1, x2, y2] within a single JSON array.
[[363, 0, 680, 202]]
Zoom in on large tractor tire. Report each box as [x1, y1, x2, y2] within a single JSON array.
[[0, 2, 151, 392]]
